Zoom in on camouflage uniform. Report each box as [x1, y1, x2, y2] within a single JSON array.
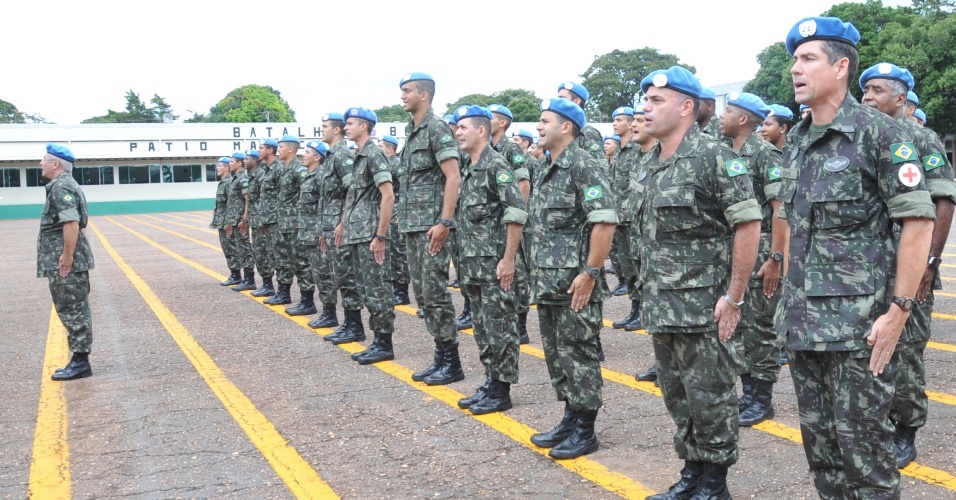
[[224, 169, 254, 271], [625, 147, 653, 305], [577, 125, 608, 168], [388, 155, 410, 288], [38, 172, 95, 354], [735, 134, 783, 383], [297, 165, 324, 300], [701, 115, 722, 138], [638, 125, 760, 468], [609, 139, 640, 290], [778, 96, 936, 498], [528, 142, 618, 412], [398, 109, 460, 343], [247, 162, 275, 280], [320, 141, 362, 311], [344, 140, 394, 334], [493, 136, 533, 321], [458, 145, 528, 383], [256, 158, 283, 279], [276, 158, 313, 291], [211, 174, 238, 269]]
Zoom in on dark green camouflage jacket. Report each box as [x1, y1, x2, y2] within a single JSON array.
[[398, 109, 460, 233], [297, 166, 322, 244], [344, 140, 391, 245], [576, 125, 608, 169], [257, 159, 282, 226], [246, 163, 262, 227], [733, 133, 782, 282], [277, 158, 307, 233], [610, 139, 642, 225], [318, 140, 354, 233], [224, 169, 249, 227], [37, 172, 94, 278], [210, 175, 231, 230], [492, 135, 530, 183]]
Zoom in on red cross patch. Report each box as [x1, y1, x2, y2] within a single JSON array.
[[898, 163, 921, 187]]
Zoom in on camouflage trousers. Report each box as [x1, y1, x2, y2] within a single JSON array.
[[739, 280, 782, 382], [609, 225, 634, 286], [389, 220, 409, 286], [49, 272, 93, 354], [405, 230, 457, 342], [890, 292, 933, 429], [653, 330, 742, 467], [292, 238, 314, 292], [218, 228, 253, 271], [310, 241, 335, 306], [275, 231, 312, 290], [349, 241, 394, 334], [461, 282, 520, 384], [537, 302, 603, 412], [515, 234, 531, 315], [790, 350, 900, 499], [627, 258, 643, 303], [317, 231, 362, 311], [251, 224, 276, 278]]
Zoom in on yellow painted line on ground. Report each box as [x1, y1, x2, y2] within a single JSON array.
[[141, 214, 219, 235], [927, 341, 956, 353], [935, 291, 956, 298], [91, 221, 339, 500], [927, 390, 956, 406], [28, 307, 72, 499], [110, 217, 656, 500], [163, 212, 211, 223]]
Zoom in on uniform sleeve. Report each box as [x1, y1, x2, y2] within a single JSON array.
[[430, 121, 460, 163], [877, 127, 936, 220], [371, 151, 393, 187], [51, 183, 80, 222], [763, 149, 783, 200], [493, 162, 528, 226], [574, 156, 618, 225], [712, 146, 761, 227], [240, 175, 250, 196], [921, 131, 956, 204], [336, 154, 355, 188]]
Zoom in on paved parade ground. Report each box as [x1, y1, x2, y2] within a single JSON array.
[[2, 211, 956, 499]]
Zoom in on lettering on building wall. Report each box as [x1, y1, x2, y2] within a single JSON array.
[[129, 141, 207, 152]]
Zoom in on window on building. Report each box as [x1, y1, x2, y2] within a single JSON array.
[[72, 166, 114, 186], [0, 168, 21, 187], [25, 168, 50, 187], [206, 164, 217, 181], [168, 164, 202, 182], [119, 165, 149, 184]]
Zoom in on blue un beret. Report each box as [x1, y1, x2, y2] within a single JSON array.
[[786, 17, 860, 56], [488, 104, 513, 120], [907, 91, 920, 105], [612, 106, 635, 118], [441, 114, 457, 125], [453, 105, 493, 123], [915, 109, 927, 122], [859, 63, 914, 92], [799, 104, 810, 111], [306, 140, 329, 156], [344, 107, 378, 125], [381, 135, 400, 148], [604, 135, 621, 143], [557, 81, 589, 102], [641, 66, 702, 100], [263, 138, 279, 147], [400, 72, 434, 88], [218, 156, 231, 164], [768, 104, 794, 121], [727, 92, 772, 120], [245, 149, 260, 158], [322, 112, 345, 122], [513, 129, 535, 140], [279, 134, 300, 145], [540, 97, 586, 131], [699, 87, 717, 101], [231, 151, 246, 161], [46, 143, 75, 163]]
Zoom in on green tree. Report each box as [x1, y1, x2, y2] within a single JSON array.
[[743, 42, 796, 113], [444, 88, 543, 122], [150, 94, 178, 122], [580, 48, 691, 121], [445, 93, 496, 113], [82, 90, 171, 123], [0, 99, 25, 123], [206, 84, 295, 123], [373, 104, 410, 122]]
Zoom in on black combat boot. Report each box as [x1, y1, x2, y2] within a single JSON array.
[[51, 353, 92, 381], [332, 309, 361, 344], [232, 268, 257, 291], [220, 269, 241, 286], [412, 340, 444, 382], [613, 300, 639, 329], [738, 374, 756, 412], [264, 282, 292, 305], [610, 280, 629, 296], [549, 409, 599, 459], [469, 380, 513, 415], [455, 300, 473, 330], [308, 304, 339, 328], [424, 339, 465, 385], [356, 333, 394, 365], [416, 308, 424, 319], [635, 365, 657, 382], [393, 282, 410, 305], [517, 312, 530, 345], [688, 462, 731, 500], [531, 403, 576, 448], [646, 460, 705, 500], [331, 310, 366, 345], [895, 425, 919, 468], [458, 376, 492, 408], [285, 289, 317, 316], [624, 306, 643, 331], [251, 276, 275, 297], [739, 379, 775, 426]]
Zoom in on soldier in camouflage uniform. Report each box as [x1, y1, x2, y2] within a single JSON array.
[[780, 19, 936, 498], [511, 129, 540, 183], [38, 144, 96, 381], [211, 157, 240, 285], [397, 73, 465, 386], [607, 107, 637, 302], [859, 62, 956, 468], [239, 149, 266, 292], [697, 87, 722, 138], [266, 135, 314, 309], [759, 104, 794, 152], [718, 93, 786, 428], [638, 67, 761, 500], [381, 135, 411, 306], [451, 106, 527, 415], [252, 138, 282, 297], [338, 108, 396, 364], [297, 140, 330, 323], [556, 82, 608, 168], [224, 151, 255, 290], [526, 98, 617, 460]]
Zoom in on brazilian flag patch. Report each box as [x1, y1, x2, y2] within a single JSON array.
[[62, 193, 74, 202], [584, 185, 604, 201], [923, 152, 945, 171], [241, 179, 249, 188], [725, 158, 748, 177], [377, 161, 389, 172], [768, 165, 782, 180], [891, 142, 916, 164], [589, 143, 601, 152], [513, 154, 525, 164], [496, 172, 513, 184], [299, 170, 308, 178], [440, 134, 454, 145]]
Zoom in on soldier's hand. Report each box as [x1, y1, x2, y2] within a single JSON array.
[[867, 309, 907, 375], [58, 253, 73, 278], [319, 236, 327, 252], [916, 266, 934, 303], [370, 238, 386, 265], [713, 299, 741, 341], [756, 259, 781, 298], [567, 273, 595, 312], [426, 224, 449, 256], [225, 226, 233, 237], [239, 220, 248, 236], [497, 258, 515, 291], [334, 223, 344, 248]]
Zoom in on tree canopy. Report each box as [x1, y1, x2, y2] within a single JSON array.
[[444, 88, 544, 122], [82, 90, 176, 123], [580, 48, 691, 121], [203, 84, 295, 123], [373, 104, 411, 122], [0, 99, 49, 124]]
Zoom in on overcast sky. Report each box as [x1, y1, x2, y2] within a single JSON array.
[[5, 0, 910, 125]]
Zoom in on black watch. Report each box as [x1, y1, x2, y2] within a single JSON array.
[[375, 234, 389, 241], [892, 295, 915, 313], [928, 256, 942, 269], [771, 251, 784, 263], [440, 218, 454, 228], [583, 266, 602, 280]]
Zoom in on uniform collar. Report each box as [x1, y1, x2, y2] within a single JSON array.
[[795, 94, 860, 138], [407, 108, 436, 134]]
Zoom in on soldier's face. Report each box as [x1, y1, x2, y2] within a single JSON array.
[[528, 143, 539, 157], [612, 115, 632, 135], [401, 83, 423, 112], [258, 143, 268, 157], [719, 106, 741, 138], [244, 157, 256, 169], [791, 40, 845, 106], [39, 155, 60, 180], [642, 87, 686, 139], [536, 111, 567, 150], [603, 140, 617, 157], [862, 80, 905, 116], [217, 163, 229, 178], [278, 143, 297, 160], [631, 115, 646, 140], [759, 117, 784, 144], [230, 159, 242, 172], [303, 148, 319, 166], [556, 88, 583, 107], [455, 117, 483, 153]]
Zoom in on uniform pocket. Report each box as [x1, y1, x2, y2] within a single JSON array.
[[653, 186, 701, 233], [657, 262, 716, 327], [809, 173, 867, 229], [805, 260, 875, 343]]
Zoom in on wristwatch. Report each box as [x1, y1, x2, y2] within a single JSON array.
[[440, 218, 454, 228], [375, 234, 389, 241], [928, 256, 942, 269], [771, 251, 784, 263], [583, 265, 602, 280], [892, 295, 915, 312], [722, 293, 744, 310]]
